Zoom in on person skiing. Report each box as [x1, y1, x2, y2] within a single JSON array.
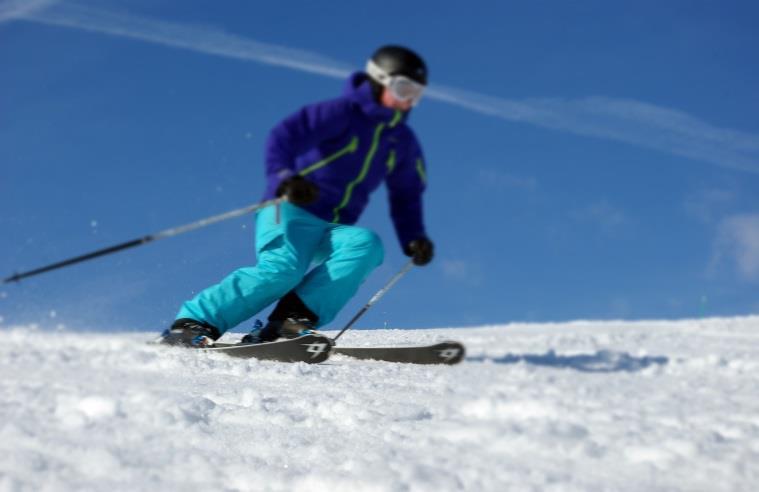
[[161, 45, 434, 347]]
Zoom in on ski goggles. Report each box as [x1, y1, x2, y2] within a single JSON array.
[[366, 59, 426, 106]]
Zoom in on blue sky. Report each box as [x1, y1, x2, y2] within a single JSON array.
[[2, 0, 758, 333]]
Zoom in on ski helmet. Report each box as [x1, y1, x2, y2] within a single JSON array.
[[367, 45, 428, 86]]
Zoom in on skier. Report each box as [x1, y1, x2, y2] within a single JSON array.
[[161, 45, 434, 347]]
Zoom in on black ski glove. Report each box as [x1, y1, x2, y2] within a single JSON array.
[[405, 238, 434, 266], [276, 176, 319, 205]]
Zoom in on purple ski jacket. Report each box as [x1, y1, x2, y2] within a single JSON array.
[[263, 72, 428, 250]]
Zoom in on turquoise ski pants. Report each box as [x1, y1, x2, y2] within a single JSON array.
[[176, 202, 384, 333]]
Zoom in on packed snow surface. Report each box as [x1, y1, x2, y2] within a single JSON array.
[[1, 317, 758, 491]]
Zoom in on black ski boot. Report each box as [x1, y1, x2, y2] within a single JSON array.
[[160, 318, 221, 347], [242, 291, 321, 344], [278, 317, 319, 339], [241, 319, 281, 344], [240, 317, 318, 344]]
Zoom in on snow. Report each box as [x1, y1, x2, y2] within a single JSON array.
[[1, 317, 758, 491]]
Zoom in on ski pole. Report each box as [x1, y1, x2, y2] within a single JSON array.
[[3, 198, 283, 284], [332, 260, 415, 343]]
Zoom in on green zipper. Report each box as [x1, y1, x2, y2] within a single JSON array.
[[386, 149, 397, 173], [299, 136, 359, 177], [416, 157, 427, 184], [389, 110, 403, 128], [333, 123, 386, 222]]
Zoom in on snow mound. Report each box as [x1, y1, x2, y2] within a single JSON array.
[[1, 317, 758, 491]]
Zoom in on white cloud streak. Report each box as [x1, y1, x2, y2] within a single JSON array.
[[0, 0, 57, 22], [7, 2, 352, 79], [476, 169, 538, 191], [716, 213, 759, 282], [4, 1, 759, 174], [569, 200, 627, 229], [683, 187, 738, 224], [429, 87, 759, 174], [440, 259, 483, 286]]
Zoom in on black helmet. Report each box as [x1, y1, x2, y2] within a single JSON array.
[[367, 45, 428, 86]]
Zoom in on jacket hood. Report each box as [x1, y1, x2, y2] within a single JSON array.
[[343, 71, 410, 126]]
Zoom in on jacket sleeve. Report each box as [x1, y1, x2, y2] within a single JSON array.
[[385, 132, 428, 252], [264, 99, 351, 197]]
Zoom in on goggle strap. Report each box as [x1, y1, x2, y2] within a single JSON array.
[[366, 59, 392, 86], [366, 59, 426, 106]]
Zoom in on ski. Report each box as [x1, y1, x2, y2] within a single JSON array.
[[201, 334, 332, 363], [332, 340, 465, 365]]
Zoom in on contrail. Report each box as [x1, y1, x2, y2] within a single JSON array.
[[4, 1, 759, 174], [428, 86, 759, 174], [0, 0, 58, 22], [4, 2, 352, 79]]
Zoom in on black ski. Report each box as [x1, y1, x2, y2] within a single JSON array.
[[202, 334, 332, 363], [332, 340, 465, 365]]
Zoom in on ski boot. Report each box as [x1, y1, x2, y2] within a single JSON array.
[[240, 319, 281, 344], [242, 291, 322, 344], [278, 317, 319, 339], [160, 318, 221, 347], [241, 317, 318, 344]]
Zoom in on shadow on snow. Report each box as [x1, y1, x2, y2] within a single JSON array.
[[468, 349, 668, 373]]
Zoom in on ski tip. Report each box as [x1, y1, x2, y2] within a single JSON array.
[[435, 341, 466, 364], [295, 334, 332, 363]]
